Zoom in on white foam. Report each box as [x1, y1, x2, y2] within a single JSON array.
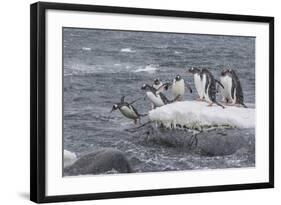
[[134, 65, 159, 73], [120, 48, 135, 53], [149, 101, 255, 129], [64, 150, 77, 168], [82, 47, 91, 51]]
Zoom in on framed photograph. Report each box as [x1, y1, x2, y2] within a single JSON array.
[[30, 1, 274, 203]]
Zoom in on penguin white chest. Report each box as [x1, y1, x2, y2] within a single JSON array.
[[146, 92, 164, 107], [172, 79, 185, 98], [194, 74, 203, 98], [220, 76, 232, 101], [119, 106, 138, 119]]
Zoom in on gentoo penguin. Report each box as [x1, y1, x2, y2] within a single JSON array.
[[152, 78, 168, 93], [111, 96, 146, 124], [141, 84, 179, 108], [166, 75, 192, 101], [201, 68, 225, 108], [220, 68, 247, 108], [150, 78, 165, 109], [152, 78, 163, 91], [188, 67, 204, 101], [219, 68, 232, 103]]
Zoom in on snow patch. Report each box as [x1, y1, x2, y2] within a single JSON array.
[[149, 101, 255, 129], [64, 150, 77, 168]]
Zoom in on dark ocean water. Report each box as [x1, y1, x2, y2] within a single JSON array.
[[63, 28, 255, 175]]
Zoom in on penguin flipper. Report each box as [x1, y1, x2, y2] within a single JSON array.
[[172, 95, 181, 102], [139, 113, 148, 117], [157, 82, 171, 93], [241, 103, 248, 108], [185, 83, 193, 93], [129, 97, 142, 105], [159, 92, 171, 104], [204, 75, 210, 93], [125, 121, 152, 132], [215, 79, 224, 89], [121, 96, 125, 103], [232, 77, 244, 104]]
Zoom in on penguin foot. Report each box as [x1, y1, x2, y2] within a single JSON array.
[[207, 103, 213, 107]]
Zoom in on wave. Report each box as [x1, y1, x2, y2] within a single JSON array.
[[149, 101, 255, 129], [82, 47, 92, 51], [120, 48, 135, 53], [64, 150, 77, 168], [134, 64, 159, 73]]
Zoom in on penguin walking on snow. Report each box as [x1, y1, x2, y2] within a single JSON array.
[[160, 75, 192, 101], [220, 68, 247, 108], [188, 67, 204, 101], [141, 84, 179, 109], [171, 75, 192, 101], [111, 96, 146, 125], [201, 68, 225, 108], [219, 68, 232, 104]]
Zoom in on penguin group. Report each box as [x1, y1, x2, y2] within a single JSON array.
[[188, 67, 247, 108], [111, 67, 247, 124]]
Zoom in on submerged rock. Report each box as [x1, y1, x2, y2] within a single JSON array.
[[64, 148, 132, 176]]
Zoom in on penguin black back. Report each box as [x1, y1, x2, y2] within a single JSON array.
[[202, 69, 216, 101], [202, 68, 224, 108], [228, 69, 246, 108]]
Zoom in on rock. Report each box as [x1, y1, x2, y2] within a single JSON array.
[[196, 132, 246, 156], [64, 148, 132, 176], [141, 126, 248, 156]]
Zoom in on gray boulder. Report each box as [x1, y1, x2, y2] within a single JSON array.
[[196, 131, 246, 156], [64, 148, 132, 176], [141, 125, 249, 156]]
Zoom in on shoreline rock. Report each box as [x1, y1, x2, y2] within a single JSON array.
[[64, 148, 132, 176]]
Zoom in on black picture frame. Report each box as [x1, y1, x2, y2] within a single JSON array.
[[30, 1, 274, 203]]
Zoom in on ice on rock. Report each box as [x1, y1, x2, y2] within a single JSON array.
[[64, 150, 77, 168], [148, 101, 255, 129]]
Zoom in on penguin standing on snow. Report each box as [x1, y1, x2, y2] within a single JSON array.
[[188, 67, 204, 101], [111, 96, 146, 124], [220, 68, 247, 108], [161, 75, 192, 101], [201, 68, 225, 108], [171, 75, 193, 101], [141, 83, 179, 109], [219, 68, 232, 103]]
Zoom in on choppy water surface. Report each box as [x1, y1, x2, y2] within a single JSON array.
[[63, 28, 255, 175]]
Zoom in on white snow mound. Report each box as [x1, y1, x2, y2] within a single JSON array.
[[149, 101, 255, 129], [64, 150, 77, 168]]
